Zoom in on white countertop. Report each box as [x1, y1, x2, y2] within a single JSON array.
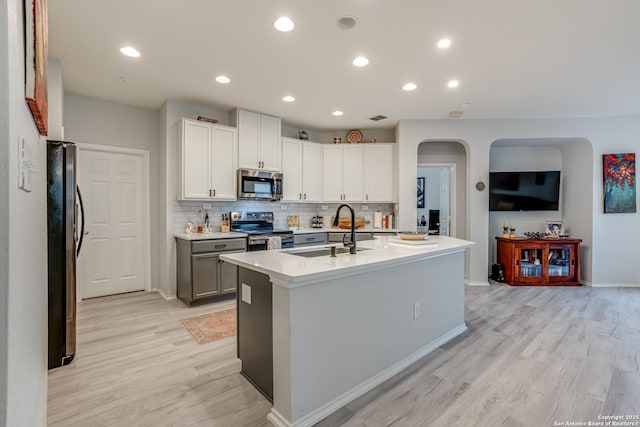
[[174, 231, 247, 240], [220, 235, 474, 288]]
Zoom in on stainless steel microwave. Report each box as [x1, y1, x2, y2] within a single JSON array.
[[237, 169, 283, 201]]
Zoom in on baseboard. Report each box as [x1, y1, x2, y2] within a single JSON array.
[[585, 281, 640, 288], [267, 409, 291, 427], [156, 288, 177, 300], [283, 323, 468, 427], [466, 280, 490, 286]]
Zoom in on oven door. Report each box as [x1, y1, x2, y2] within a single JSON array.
[[237, 170, 282, 200]]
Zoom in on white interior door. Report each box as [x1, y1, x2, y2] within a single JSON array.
[[78, 148, 146, 298]]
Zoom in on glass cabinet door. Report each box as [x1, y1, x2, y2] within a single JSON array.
[[547, 247, 570, 277], [518, 247, 543, 277]]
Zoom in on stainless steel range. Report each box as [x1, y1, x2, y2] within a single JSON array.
[[230, 211, 294, 251]]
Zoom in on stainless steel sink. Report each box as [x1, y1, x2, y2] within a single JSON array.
[[288, 247, 370, 258]]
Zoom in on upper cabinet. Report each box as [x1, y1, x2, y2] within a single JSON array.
[[364, 144, 395, 203], [178, 118, 237, 200], [282, 138, 323, 202], [232, 109, 282, 171], [322, 144, 363, 202]]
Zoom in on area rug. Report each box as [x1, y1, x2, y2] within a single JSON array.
[[180, 308, 236, 344]]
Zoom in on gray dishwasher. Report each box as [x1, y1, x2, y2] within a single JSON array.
[[176, 238, 246, 305]]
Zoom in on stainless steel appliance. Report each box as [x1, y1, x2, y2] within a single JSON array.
[[230, 211, 293, 251], [47, 141, 85, 369], [237, 169, 283, 201]]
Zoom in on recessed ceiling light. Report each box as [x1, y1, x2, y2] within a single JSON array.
[[460, 102, 471, 108], [447, 79, 459, 88], [352, 56, 369, 67], [282, 95, 295, 102], [215, 75, 230, 84], [437, 38, 452, 49], [403, 83, 417, 91], [120, 46, 140, 58], [332, 110, 344, 116], [274, 17, 294, 32]]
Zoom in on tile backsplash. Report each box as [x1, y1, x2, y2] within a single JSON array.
[[173, 200, 396, 233]]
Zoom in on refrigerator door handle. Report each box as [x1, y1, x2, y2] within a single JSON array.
[[76, 185, 86, 257]]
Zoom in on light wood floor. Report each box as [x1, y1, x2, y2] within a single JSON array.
[[48, 285, 640, 426]]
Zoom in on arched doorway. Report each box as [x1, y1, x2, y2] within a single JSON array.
[[417, 140, 467, 239]]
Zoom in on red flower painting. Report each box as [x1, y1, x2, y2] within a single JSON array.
[[603, 153, 636, 213]]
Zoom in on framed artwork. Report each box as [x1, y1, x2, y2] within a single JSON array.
[[603, 153, 636, 213], [24, 0, 49, 135], [545, 221, 564, 237], [417, 177, 425, 208]]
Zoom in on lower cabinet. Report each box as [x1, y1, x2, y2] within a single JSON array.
[[176, 238, 247, 304]]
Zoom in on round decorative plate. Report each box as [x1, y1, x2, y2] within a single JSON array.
[[346, 129, 363, 143]]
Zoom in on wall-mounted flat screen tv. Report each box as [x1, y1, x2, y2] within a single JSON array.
[[489, 171, 561, 211]]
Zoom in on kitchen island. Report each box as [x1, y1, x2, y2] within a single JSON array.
[[221, 235, 474, 427]]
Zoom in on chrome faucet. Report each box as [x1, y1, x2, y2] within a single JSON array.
[[332, 204, 357, 254]]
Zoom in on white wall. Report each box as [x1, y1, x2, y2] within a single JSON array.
[[558, 139, 594, 283], [47, 59, 64, 140], [488, 145, 563, 264], [397, 117, 640, 287], [1, 0, 49, 424], [63, 92, 161, 289]]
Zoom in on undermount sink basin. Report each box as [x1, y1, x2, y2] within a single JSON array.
[[288, 246, 370, 258]]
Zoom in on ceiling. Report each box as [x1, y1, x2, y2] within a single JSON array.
[[48, 0, 640, 130]]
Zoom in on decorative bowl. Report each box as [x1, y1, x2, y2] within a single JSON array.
[[397, 231, 428, 241]]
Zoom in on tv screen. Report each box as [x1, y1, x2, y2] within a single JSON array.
[[489, 171, 561, 211]]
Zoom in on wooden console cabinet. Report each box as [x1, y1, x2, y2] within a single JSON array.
[[496, 237, 582, 286]]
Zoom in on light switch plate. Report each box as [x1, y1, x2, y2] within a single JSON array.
[[241, 283, 251, 304], [18, 136, 33, 192]]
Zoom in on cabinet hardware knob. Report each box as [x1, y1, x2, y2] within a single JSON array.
[[299, 193, 302, 199], [304, 193, 307, 199]]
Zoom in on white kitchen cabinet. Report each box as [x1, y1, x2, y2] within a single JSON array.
[[282, 138, 322, 202], [364, 144, 395, 202], [322, 144, 363, 202], [234, 109, 282, 171], [178, 118, 237, 200]]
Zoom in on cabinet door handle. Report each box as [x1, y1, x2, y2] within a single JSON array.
[[214, 244, 227, 249], [213, 189, 216, 197], [304, 193, 307, 200], [571, 259, 575, 266], [516, 260, 520, 265], [366, 194, 369, 201], [299, 193, 302, 200], [209, 189, 212, 197]]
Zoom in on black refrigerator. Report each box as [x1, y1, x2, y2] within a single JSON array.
[[47, 140, 84, 369]]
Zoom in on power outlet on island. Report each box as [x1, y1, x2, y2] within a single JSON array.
[[361, 205, 369, 210], [202, 203, 212, 209], [280, 204, 288, 211], [413, 302, 421, 319], [321, 205, 328, 210]]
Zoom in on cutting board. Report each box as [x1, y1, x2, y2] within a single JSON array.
[[389, 238, 438, 246]]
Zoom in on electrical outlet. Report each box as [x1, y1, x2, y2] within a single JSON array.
[[241, 283, 252, 304], [361, 205, 369, 210], [202, 203, 212, 209], [281, 204, 288, 211], [413, 302, 421, 319], [321, 205, 328, 210]]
